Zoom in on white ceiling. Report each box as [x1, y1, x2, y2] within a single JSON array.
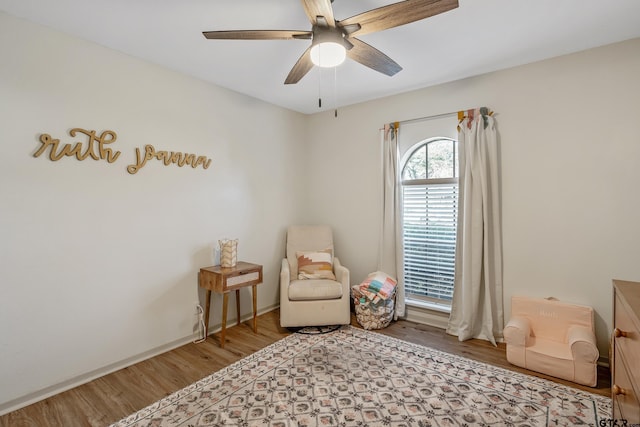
[[2, 0, 640, 114]]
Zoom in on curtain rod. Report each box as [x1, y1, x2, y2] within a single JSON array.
[[397, 110, 458, 125], [382, 108, 490, 131], [395, 109, 475, 126]]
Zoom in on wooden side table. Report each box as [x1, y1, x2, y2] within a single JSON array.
[[199, 261, 263, 348]]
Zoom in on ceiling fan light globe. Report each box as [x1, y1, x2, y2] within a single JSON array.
[[310, 42, 346, 68]]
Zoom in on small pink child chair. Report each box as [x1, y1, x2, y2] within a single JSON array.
[[503, 296, 599, 387]]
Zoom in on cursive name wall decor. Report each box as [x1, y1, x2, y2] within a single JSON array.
[[33, 128, 212, 175], [35, 128, 121, 163], [127, 144, 212, 175]]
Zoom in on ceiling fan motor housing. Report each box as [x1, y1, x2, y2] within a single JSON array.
[[312, 26, 352, 50]]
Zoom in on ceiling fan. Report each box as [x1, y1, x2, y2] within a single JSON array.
[[203, 0, 459, 84]]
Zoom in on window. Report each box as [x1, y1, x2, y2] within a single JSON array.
[[401, 138, 458, 306]]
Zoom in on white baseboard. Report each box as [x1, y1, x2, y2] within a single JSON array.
[[0, 304, 279, 416]]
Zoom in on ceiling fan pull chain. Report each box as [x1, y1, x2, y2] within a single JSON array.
[[318, 66, 322, 109]]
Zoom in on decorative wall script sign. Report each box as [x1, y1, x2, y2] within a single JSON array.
[[127, 145, 212, 175], [35, 128, 121, 163], [33, 128, 212, 175]]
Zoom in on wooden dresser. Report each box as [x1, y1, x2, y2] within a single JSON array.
[[612, 279, 640, 425]]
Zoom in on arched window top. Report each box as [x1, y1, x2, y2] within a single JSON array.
[[401, 137, 457, 181]]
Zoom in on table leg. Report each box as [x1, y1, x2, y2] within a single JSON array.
[[221, 292, 229, 348], [252, 284, 257, 333], [235, 289, 241, 326], [204, 289, 212, 338]]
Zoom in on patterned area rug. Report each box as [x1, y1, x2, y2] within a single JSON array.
[[110, 326, 611, 427]]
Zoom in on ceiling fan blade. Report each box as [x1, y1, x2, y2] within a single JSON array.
[[346, 37, 402, 77], [203, 30, 312, 40], [285, 47, 315, 84], [339, 0, 458, 37], [301, 0, 335, 27]]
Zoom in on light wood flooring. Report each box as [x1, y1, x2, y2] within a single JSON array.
[[0, 309, 611, 427]]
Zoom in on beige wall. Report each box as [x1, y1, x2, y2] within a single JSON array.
[[304, 37, 640, 357], [0, 11, 306, 413]]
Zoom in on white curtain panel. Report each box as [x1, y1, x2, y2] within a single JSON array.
[[446, 110, 503, 345], [378, 123, 405, 318]]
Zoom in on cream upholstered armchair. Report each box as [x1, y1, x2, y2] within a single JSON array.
[[503, 296, 599, 387], [279, 225, 351, 328]]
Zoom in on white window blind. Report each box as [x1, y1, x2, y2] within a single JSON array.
[[402, 179, 458, 301]]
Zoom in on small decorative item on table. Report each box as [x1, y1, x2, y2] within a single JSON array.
[[199, 261, 262, 348], [218, 238, 238, 267]]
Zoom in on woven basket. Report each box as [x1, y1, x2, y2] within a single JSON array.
[[352, 286, 395, 330]]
